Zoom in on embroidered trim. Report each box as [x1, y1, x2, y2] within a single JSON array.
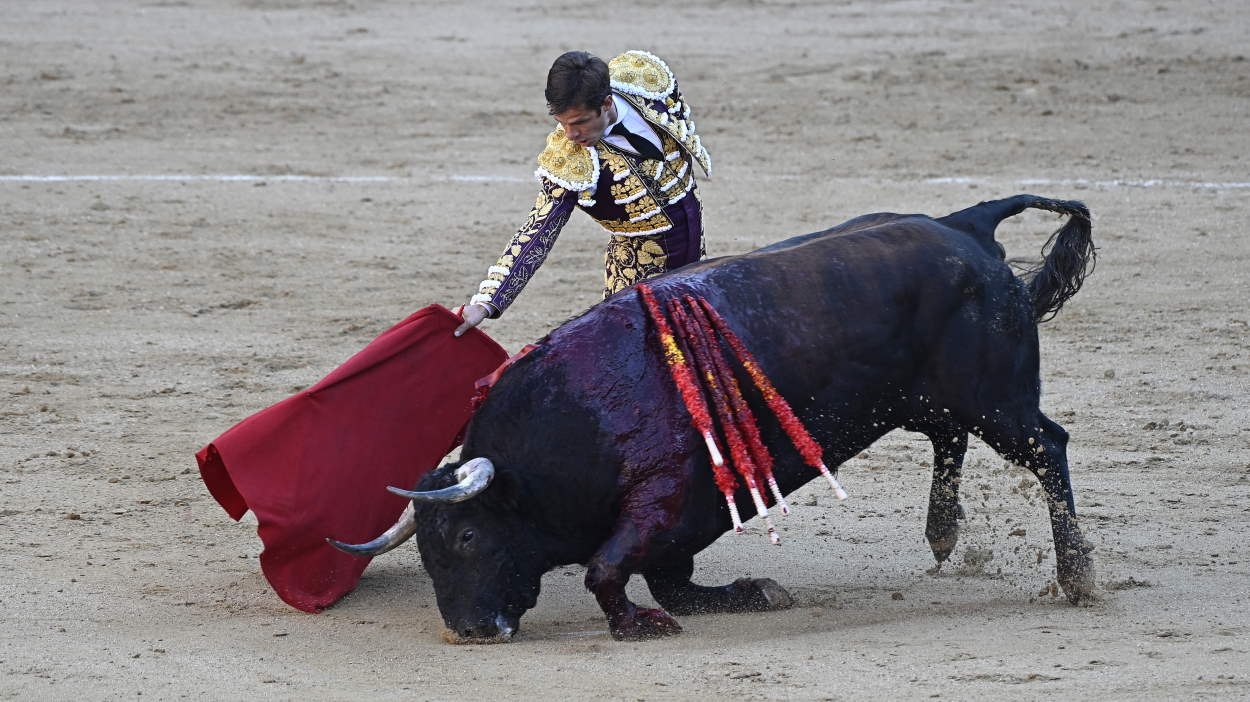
[[608, 50, 676, 101], [666, 150, 680, 161], [470, 293, 493, 305], [669, 177, 695, 204], [694, 135, 711, 176], [478, 279, 501, 290], [487, 265, 510, 276], [615, 189, 646, 205], [600, 221, 672, 236], [610, 173, 647, 207], [594, 201, 674, 234], [629, 207, 662, 223]]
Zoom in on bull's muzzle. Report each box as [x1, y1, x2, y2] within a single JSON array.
[[442, 613, 518, 645]]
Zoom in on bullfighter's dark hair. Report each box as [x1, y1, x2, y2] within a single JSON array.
[[545, 51, 610, 115]]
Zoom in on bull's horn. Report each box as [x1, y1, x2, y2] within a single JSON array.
[[325, 502, 417, 557], [386, 457, 495, 503]]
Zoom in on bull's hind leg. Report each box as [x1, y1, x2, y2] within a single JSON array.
[[1032, 415, 1096, 603], [643, 556, 794, 616], [979, 412, 1096, 604], [924, 429, 968, 564]]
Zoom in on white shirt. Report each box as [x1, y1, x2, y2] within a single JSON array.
[[601, 94, 663, 156]]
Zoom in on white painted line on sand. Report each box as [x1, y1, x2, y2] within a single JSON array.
[[445, 175, 530, 183], [0, 173, 534, 184], [0, 174, 398, 183], [926, 176, 1250, 190]]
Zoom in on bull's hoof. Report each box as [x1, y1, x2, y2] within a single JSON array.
[[610, 607, 683, 641], [738, 577, 794, 611], [1058, 544, 1097, 606], [1060, 569, 1098, 606], [928, 534, 958, 564], [1060, 552, 1100, 602], [926, 503, 964, 564]]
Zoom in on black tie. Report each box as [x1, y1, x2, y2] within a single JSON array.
[[610, 123, 665, 162]]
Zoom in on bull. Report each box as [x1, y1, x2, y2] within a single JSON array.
[[331, 194, 1098, 642]]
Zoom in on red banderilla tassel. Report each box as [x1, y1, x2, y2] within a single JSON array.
[[670, 299, 778, 543], [695, 297, 849, 500], [638, 285, 744, 530], [684, 297, 791, 517]]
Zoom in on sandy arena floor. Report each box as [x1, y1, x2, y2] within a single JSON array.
[[3, 1, 1249, 699]]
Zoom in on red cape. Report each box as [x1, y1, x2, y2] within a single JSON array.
[[196, 305, 508, 612]]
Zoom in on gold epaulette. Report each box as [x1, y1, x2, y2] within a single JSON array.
[[534, 128, 599, 191], [609, 50, 675, 100]]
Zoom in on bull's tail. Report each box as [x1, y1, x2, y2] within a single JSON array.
[[939, 194, 1096, 323]]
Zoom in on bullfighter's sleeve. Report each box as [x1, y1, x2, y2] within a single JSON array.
[[468, 179, 577, 318]]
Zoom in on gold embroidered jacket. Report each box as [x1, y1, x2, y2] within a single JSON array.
[[470, 50, 711, 317]]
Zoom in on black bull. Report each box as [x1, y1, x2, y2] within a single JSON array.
[[331, 194, 1098, 642]]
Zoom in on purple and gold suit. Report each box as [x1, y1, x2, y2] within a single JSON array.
[[468, 50, 712, 318]]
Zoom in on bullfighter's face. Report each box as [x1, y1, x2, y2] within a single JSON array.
[[553, 96, 615, 147]]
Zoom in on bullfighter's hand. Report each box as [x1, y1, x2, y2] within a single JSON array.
[[454, 303, 490, 337]]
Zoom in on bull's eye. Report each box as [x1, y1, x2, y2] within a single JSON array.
[[458, 528, 475, 546]]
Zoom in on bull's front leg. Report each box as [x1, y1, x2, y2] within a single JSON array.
[[585, 519, 683, 640]]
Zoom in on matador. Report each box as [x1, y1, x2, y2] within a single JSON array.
[[455, 50, 712, 335]]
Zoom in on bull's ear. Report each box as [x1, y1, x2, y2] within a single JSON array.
[[411, 462, 461, 491], [482, 467, 525, 512]]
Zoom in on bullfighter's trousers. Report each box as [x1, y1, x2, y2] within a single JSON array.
[[603, 190, 705, 298]]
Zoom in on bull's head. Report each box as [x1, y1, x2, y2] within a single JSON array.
[[328, 457, 546, 644]]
